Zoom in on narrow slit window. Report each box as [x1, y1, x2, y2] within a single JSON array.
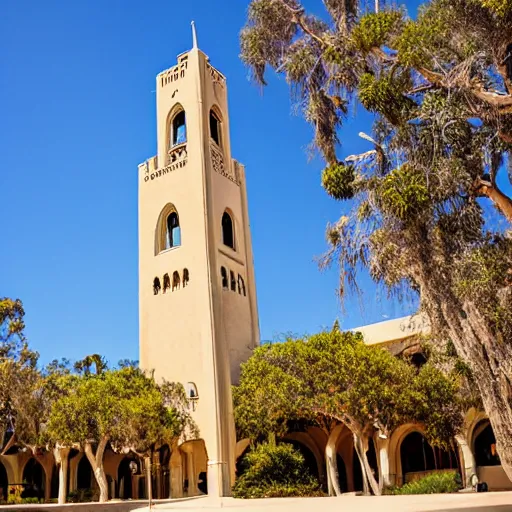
[[222, 212, 234, 250], [172, 271, 181, 291], [183, 268, 190, 287], [238, 275, 246, 296], [163, 273, 171, 293], [221, 267, 228, 289], [230, 270, 236, 291], [210, 110, 221, 146], [153, 277, 161, 295]]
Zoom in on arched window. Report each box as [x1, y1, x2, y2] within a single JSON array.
[[221, 267, 228, 289], [166, 212, 181, 249], [186, 382, 198, 399], [163, 273, 170, 293], [153, 277, 161, 295], [209, 109, 221, 146], [230, 270, 236, 291], [172, 271, 181, 291], [183, 268, 190, 287], [171, 110, 186, 147], [222, 211, 234, 249], [238, 275, 246, 296]]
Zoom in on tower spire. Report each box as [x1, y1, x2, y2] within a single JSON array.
[[191, 21, 198, 49]]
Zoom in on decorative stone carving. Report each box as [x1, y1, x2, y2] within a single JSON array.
[[167, 143, 188, 166], [210, 143, 238, 185], [160, 55, 188, 87], [207, 62, 225, 87]]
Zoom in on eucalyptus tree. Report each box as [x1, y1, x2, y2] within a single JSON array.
[[240, 0, 512, 478]]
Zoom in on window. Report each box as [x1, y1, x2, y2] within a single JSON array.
[[222, 211, 234, 249], [185, 382, 198, 400], [221, 267, 228, 289], [183, 268, 190, 287], [171, 110, 186, 147], [230, 270, 236, 291], [172, 271, 181, 291], [166, 212, 181, 249], [209, 110, 221, 146], [238, 275, 246, 296], [153, 277, 161, 295], [163, 273, 171, 293], [156, 204, 181, 254]]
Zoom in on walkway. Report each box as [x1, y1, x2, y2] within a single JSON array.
[[143, 492, 512, 512]]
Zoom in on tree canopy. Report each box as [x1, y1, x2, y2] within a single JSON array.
[[240, 0, 512, 480], [234, 329, 463, 494]]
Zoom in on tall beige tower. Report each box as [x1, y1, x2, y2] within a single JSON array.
[[138, 30, 259, 497]]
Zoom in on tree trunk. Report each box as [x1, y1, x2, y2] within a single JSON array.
[[84, 438, 109, 503], [353, 433, 381, 496], [476, 181, 512, 223], [420, 280, 512, 483]]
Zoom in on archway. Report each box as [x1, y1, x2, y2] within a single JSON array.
[[400, 431, 436, 478], [117, 458, 136, 499], [50, 464, 59, 499], [336, 455, 348, 492], [22, 459, 45, 500], [0, 461, 7, 501], [367, 438, 379, 482], [77, 456, 92, 490], [352, 448, 364, 492], [281, 440, 320, 483], [474, 421, 500, 467]]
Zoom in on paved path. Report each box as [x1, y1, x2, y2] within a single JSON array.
[[139, 492, 512, 512]]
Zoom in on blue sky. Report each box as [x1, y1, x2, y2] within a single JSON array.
[[1, 0, 431, 365]]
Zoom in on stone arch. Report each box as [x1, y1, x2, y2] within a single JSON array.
[[155, 203, 181, 255], [179, 439, 208, 497], [222, 210, 235, 250], [209, 106, 224, 148], [391, 424, 458, 486], [76, 455, 93, 490], [117, 457, 137, 499], [166, 103, 186, 150], [21, 458, 45, 500], [473, 420, 500, 467], [282, 432, 325, 485]]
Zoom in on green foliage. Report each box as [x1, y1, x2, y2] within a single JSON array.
[[232, 442, 323, 499], [472, 0, 512, 16], [379, 164, 430, 222], [359, 72, 414, 125], [321, 163, 355, 200], [387, 471, 461, 494], [46, 366, 193, 453], [234, 330, 462, 447], [352, 11, 404, 55]]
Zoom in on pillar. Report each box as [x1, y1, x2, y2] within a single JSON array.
[[169, 446, 183, 499], [456, 435, 476, 488], [376, 436, 391, 489]]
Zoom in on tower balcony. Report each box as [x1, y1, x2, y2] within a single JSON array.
[[139, 144, 188, 184]]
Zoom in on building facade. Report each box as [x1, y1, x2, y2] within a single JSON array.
[[0, 36, 510, 504], [137, 33, 260, 498]]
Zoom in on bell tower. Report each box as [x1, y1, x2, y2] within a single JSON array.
[[138, 26, 260, 497]]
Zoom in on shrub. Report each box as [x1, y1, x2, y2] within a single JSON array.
[[233, 442, 324, 499], [67, 488, 98, 503], [386, 471, 461, 495]]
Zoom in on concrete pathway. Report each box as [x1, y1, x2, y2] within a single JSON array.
[[139, 492, 512, 512]]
